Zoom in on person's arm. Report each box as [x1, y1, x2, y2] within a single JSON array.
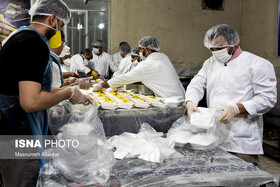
[[107, 65, 145, 89], [62, 72, 74, 79], [241, 60, 277, 117], [185, 61, 208, 106], [93, 66, 145, 92], [19, 81, 72, 113], [218, 60, 277, 124], [75, 57, 91, 74]]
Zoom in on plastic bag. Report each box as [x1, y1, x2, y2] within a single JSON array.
[[108, 123, 180, 163], [167, 107, 230, 150], [43, 101, 116, 185]]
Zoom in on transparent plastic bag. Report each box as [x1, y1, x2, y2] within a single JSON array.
[[167, 107, 230, 150], [108, 123, 178, 163], [43, 101, 116, 185]]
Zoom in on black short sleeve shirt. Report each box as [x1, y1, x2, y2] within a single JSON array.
[[0, 30, 49, 95]]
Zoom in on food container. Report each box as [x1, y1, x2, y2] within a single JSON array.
[[137, 83, 154, 95]]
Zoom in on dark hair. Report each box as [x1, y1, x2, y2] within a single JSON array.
[[60, 30, 65, 41], [32, 15, 48, 22], [207, 24, 239, 46], [80, 48, 93, 59], [119, 41, 128, 47]]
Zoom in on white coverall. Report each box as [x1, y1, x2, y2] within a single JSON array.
[[112, 51, 123, 70], [89, 51, 114, 77], [185, 51, 277, 154], [113, 55, 138, 77], [52, 61, 62, 87], [69, 54, 91, 75], [108, 52, 185, 98]]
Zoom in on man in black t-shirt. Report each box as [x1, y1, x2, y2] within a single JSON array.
[[0, 0, 93, 186]]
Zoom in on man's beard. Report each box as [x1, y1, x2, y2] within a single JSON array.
[[45, 28, 56, 40]]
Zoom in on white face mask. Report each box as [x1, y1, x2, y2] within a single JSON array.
[[211, 48, 232, 63], [59, 45, 70, 57], [92, 47, 99, 54], [139, 49, 146, 60]]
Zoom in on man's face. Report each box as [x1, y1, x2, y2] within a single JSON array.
[[92, 46, 102, 54], [46, 18, 64, 39], [121, 53, 126, 58], [209, 36, 232, 54], [139, 47, 147, 57], [131, 55, 138, 62], [85, 55, 91, 61]]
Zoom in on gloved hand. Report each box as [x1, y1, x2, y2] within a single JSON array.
[[186, 101, 200, 119], [93, 84, 103, 92], [91, 70, 99, 80], [64, 77, 77, 86], [69, 86, 94, 105], [78, 78, 92, 90], [218, 104, 240, 124]]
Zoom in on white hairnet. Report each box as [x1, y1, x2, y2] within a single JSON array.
[[91, 40, 104, 47], [138, 36, 160, 51], [120, 43, 131, 54], [29, 0, 71, 24], [130, 47, 140, 56], [204, 24, 240, 49]]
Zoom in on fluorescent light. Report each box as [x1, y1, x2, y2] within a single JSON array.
[[77, 23, 83, 30], [98, 23, 104, 29]]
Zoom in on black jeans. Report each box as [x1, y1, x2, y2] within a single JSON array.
[[0, 159, 40, 187]]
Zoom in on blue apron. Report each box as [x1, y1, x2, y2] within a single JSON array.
[[0, 26, 53, 165], [50, 51, 64, 87]]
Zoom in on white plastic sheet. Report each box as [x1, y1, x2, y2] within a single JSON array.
[[167, 108, 230, 150], [108, 123, 182, 163], [39, 101, 116, 186]]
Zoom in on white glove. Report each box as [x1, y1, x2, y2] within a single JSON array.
[[186, 101, 200, 119], [93, 84, 103, 92], [218, 104, 240, 124], [69, 86, 94, 105], [78, 78, 92, 90]]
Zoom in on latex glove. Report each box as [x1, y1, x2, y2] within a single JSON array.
[[64, 77, 77, 86], [218, 104, 240, 124], [93, 84, 103, 92], [83, 76, 93, 81], [69, 86, 94, 105], [91, 70, 99, 80], [78, 79, 92, 90], [186, 101, 200, 119]]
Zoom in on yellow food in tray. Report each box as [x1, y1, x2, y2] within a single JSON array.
[[147, 95, 157, 100], [104, 91, 133, 109], [107, 91, 130, 103], [118, 92, 150, 108], [132, 95, 149, 103], [96, 91, 106, 98], [89, 90, 165, 109], [102, 97, 113, 103], [89, 92, 116, 109]]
